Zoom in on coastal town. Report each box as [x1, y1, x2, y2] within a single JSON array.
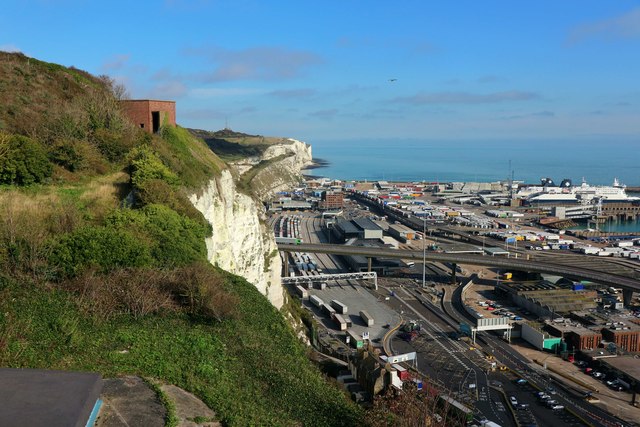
[[270, 175, 640, 427]]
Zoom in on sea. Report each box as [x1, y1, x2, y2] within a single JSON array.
[[305, 138, 640, 232]]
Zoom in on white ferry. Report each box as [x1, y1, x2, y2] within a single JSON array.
[[518, 178, 640, 205]]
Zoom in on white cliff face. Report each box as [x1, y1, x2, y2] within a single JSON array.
[[190, 170, 284, 309], [230, 138, 313, 199]]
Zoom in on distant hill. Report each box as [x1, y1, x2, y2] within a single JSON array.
[[189, 127, 294, 161]]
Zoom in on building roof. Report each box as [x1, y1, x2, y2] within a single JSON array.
[[546, 321, 601, 337], [600, 356, 640, 383], [388, 223, 413, 233], [484, 247, 510, 255], [336, 220, 360, 234], [121, 99, 176, 103], [352, 217, 383, 232], [0, 368, 102, 427]]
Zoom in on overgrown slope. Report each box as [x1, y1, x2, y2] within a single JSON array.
[[0, 52, 362, 425]]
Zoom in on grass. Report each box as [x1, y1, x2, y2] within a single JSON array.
[[145, 379, 179, 427], [0, 273, 362, 426], [189, 128, 294, 162], [237, 154, 290, 195], [156, 126, 226, 189]]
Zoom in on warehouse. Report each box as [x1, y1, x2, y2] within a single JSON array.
[[388, 223, 415, 242], [333, 218, 384, 242]]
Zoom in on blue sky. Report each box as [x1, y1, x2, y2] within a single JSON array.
[[2, 0, 639, 141]]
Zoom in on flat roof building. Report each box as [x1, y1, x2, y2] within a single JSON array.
[[546, 321, 602, 351], [388, 223, 415, 243], [121, 99, 176, 133], [601, 321, 640, 353], [333, 218, 383, 242]]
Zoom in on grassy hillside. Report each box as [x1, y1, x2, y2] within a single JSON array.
[[0, 52, 362, 425], [189, 128, 294, 162]]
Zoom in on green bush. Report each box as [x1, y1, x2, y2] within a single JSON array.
[[92, 128, 134, 163], [106, 205, 209, 267], [49, 139, 87, 171], [49, 226, 153, 277], [128, 145, 180, 187], [136, 179, 210, 228], [0, 133, 52, 185]]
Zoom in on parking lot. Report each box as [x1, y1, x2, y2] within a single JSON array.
[[304, 281, 401, 343]]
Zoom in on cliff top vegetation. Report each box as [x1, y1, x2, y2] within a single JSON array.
[[0, 52, 362, 425], [189, 127, 296, 162]]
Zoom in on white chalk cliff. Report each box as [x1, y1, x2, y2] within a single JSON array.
[[230, 138, 313, 199], [190, 138, 313, 309]]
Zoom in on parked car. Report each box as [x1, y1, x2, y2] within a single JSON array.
[[516, 379, 528, 385], [551, 404, 565, 410], [592, 371, 604, 379], [510, 396, 518, 406]]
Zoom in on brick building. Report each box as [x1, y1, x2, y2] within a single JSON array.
[[547, 322, 602, 351], [121, 100, 176, 133], [601, 323, 640, 353], [319, 191, 344, 210]]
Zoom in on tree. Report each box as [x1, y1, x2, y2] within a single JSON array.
[[0, 133, 52, 185]]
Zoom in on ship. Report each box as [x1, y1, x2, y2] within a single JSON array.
[[517, 178, 640, 206]]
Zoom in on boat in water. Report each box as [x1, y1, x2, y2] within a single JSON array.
[[518, 178, 640, 206]]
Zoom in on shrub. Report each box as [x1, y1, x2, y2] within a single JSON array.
[[0, 133, 52, 185], [92, 128, 134, 163], [136, 179, 210, 228], [127, 145, 180, 187], [169, 263, 239, 321], [49, 226, 153, 277], [106, 205, 210, 267], [67, 268, 178, 320], [49, 139, 87, 171]]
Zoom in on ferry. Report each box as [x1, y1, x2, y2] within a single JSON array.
[[518, 178, 640, 205]]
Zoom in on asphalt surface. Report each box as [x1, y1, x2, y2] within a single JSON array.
[[273, 213, 634, 427]]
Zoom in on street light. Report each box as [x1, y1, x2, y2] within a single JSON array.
[[422, 215, 426, 289]]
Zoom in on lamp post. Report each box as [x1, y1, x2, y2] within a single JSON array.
[[422, 215, 426, 289]]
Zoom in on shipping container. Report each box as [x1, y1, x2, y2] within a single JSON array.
[[322, 303, 336, 316], [314, 282, 327, 290], [295, 285, 308, 299], [332, 313, 348, 331], [572, 283, 585, 291], [331, 299, 348, 314], [310, 295, 324, 308], [360, 310, 374, 326]]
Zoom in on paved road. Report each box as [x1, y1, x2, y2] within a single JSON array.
[[280, 242, 640, 292], [387, 285, 515, 426]]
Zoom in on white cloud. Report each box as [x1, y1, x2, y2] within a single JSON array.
[[101, 54, 130, 71], [392, 91, 539, 105], [189, 87, 265, 98], [185, 45, 323, 82], [568, 7, 640, 44], [0, 44, 22, 53]]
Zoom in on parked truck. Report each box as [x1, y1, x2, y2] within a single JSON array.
[[331, 299, 348, 314], [360, 310, 374, 326]]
